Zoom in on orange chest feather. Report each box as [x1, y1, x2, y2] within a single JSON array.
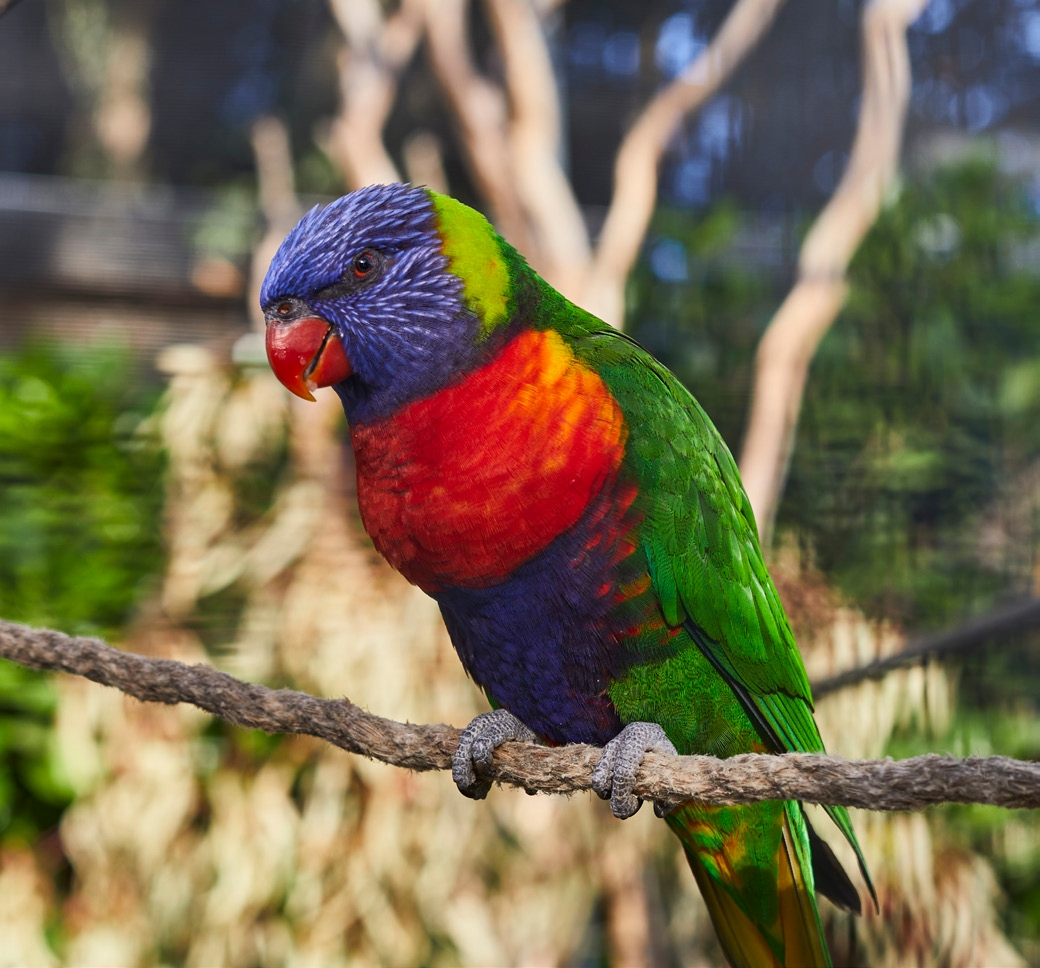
[[350, 329, 627, 590]]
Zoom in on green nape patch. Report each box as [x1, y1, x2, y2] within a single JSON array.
[[429, 191, 509, 339]]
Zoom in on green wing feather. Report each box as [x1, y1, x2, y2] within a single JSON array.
[[572, 323, 875, 906]]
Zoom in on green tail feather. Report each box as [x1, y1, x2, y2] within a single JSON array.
[[667, 801, 832, 968]]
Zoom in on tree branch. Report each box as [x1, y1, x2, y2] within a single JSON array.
[[325, 0, 425, 189], [583, 0, 788, 327], [2, 620, 1038, 811], [422, 0, 537, 257], [737, 0, 930, 542], [812, 595, 1040, 699], [249, 116, 301, 330], [483, 0, 592, 299]]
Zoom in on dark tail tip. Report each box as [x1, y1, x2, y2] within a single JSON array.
[[808, 821, 864, 915]]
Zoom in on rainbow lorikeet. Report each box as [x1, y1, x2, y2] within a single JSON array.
[[261, 184, 874, 967]]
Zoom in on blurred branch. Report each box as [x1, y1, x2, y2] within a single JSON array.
[[95, 17, 151, 178], [402, 130, 449, 193], [326, 0, 425, 188], [249, 116, 301, 329], [738, 0, 930, 543], [484, 0, 592, 298], [3, 619, 1039, 811], [252, 116, 299, 230], [422, 0, 537, 256], [417, 0, 789, 324], [584, 0, 788, 327], [812, 595, 1040, 699]]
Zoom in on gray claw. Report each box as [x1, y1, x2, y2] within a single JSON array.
[[452, 709, 538, 800], [591, 722, 680, 819]]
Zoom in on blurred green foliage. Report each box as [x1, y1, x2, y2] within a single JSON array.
[[0, 342, 165, 842], [791, 161, 1040, 629]]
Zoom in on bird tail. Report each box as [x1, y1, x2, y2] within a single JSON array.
[[666, 801, 831, 968]]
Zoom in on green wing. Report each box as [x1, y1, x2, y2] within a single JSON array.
[[580, 326, 873, 901]]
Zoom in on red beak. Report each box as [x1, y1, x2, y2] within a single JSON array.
[[265, 316, 352, 401]]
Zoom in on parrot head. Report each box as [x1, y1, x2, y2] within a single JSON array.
[[260, 183, 517, 422]]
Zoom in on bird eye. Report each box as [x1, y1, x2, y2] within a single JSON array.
[[276, 301, 293, 317], [352, 250, 376, 279], [311, 250, 384, 302]]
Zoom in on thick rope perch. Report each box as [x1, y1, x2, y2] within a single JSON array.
[[2, 619, 1038, 811]]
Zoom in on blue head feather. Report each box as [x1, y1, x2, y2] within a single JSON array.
[[261, 183, 485, 423]]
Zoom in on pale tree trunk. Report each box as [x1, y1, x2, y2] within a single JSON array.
[[420, 0, 539, 258], [738, 0, 931, 545], [484, 0, 592, 300], [324, 0, 424, 189], [94, 18, 151, 180], [583, 0, 788, 326], [249, 117, 300, 331], [53, 0, 152, 180]]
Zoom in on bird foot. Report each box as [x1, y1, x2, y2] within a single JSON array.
[[452, 708, 538, 800], [591, 722, 680, 819]]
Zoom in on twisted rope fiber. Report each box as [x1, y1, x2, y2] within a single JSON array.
[[2, 620, 1038, 811]]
